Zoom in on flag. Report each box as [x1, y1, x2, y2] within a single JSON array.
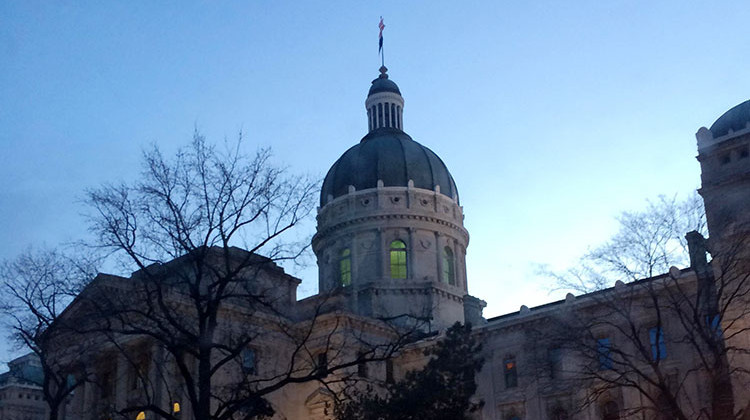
[[378, 17, 385, 53]]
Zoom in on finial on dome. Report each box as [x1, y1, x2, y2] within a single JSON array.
[[379, 66, 389, 79]]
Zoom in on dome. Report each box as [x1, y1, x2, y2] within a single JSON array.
[[710, 99, 750, 137], [320, 128, 459, 206], [368, 76, 401, 95]]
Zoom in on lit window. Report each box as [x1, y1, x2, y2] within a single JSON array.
[[442, 247, 455, 285], [241, 348, 256, 375], [597, 338, 612, 370], [504, 357, 517, 388], [649, 327, 667, 361], [340, 248, 352, 287], [390, 240, 407, 279], [173, 402, 181, 413], [136, 412, 146, 420]]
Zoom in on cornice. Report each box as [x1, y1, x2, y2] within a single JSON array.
[[314, 212, 469, 244]]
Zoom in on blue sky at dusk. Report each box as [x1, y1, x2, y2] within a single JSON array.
[[2, 1, 750, 364]]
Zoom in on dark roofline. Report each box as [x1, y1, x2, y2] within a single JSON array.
[[484, 267, 693, 324]]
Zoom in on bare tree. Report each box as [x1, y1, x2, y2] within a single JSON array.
[[56, 133, 416, 420], [544, 193, 750, 419], [1, 247, 97, 420], [334, 322, 484, 420]]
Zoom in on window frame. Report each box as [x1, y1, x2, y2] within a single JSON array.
[[241, 347, 257, 375], [389, 240, 407, 279], [597, 338, 613, 370], [339, 248, 352, 287], [442, 246, 455, 285], [649, 327, 667, 361]]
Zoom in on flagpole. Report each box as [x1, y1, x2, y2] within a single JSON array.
[[378, 17, 385, 68]]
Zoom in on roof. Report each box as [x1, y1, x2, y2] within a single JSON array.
[[710, 99, 750, 137], [368, 76, 401, 95], [320, 128, 459, 206]]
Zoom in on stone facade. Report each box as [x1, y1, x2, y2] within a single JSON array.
[[47, 71, 750, 420], [0, 354, 48, 420]]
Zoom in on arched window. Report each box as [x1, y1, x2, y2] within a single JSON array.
[[390, 240, 407, 279], [442, 247, 455, 285], [339, 248, 351, 287], [172, 402, 181, 414], [136, 412, 146, 420]]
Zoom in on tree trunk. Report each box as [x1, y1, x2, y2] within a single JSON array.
[[198, 351, 212, 420]]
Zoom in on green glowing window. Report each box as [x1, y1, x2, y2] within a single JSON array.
[[340, 248, 351, 287], [390, 240, 407, 279], [442, 246, 455, 285]]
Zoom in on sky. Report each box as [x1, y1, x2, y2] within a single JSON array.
[[1, 1, 750, 365]]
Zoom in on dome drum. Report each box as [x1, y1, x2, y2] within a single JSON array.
[[315, 184, 466, 241]]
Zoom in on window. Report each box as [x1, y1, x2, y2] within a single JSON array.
[[384, 102, 391, 128], [357, 353, 368, 378], [100, 368, 114, 398], [377, 103, 383, 129], [706, 314, 722, 338], [317, 353, 328, 377], [649, 327, 667, 361], [548, 347, 562, 379], [597, 338, 612, 370], [720, 153, 731, 165], [242, 348, 256, 375], [390, 240, 407, 279], [551, 406, 569, 420], [504, 357, 517, 388], [131, 356, 148, 390], [136, 412, 146, 420], [385, 359, 394, 383], [740, 146, 749, 159], [602, 401, 619, 420], [339, 248, 352, 287], [173, 402, 181, 414], [442, 247, 455, 285]]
